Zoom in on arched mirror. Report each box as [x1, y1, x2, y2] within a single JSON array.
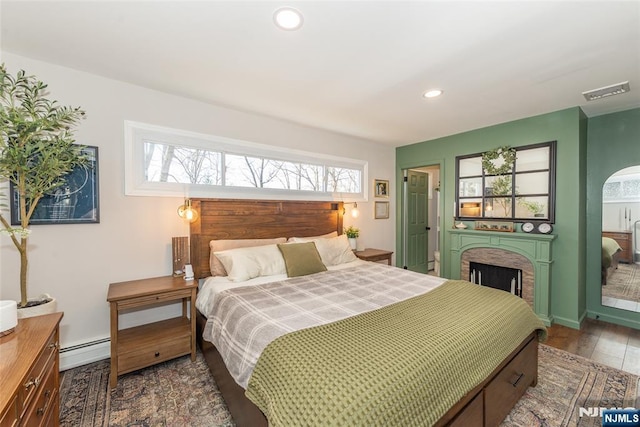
[[601, 165, 640, 312]]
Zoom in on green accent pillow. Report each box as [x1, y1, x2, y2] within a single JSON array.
[[277, 242, 327, 277]]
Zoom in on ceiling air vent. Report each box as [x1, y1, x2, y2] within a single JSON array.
[[582, 81, 630, 101]]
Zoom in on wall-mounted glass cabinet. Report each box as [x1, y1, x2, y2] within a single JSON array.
[[455, 141, 556, 222]]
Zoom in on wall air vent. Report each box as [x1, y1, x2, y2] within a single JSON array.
[[582, 81, 630, 101]]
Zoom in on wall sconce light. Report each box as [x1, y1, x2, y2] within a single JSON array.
[[177, 198, 199, 223], [343, 202, 359, 218]]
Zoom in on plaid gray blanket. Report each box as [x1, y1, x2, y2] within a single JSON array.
[[202, 263, 446, 388]]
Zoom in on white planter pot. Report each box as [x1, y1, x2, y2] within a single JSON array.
[[0, 300, 18, 337], [348, 238, 357, 250], [16, 294, 57, 319]]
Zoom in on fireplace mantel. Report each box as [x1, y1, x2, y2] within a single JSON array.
[[448, 229, 556, 326]]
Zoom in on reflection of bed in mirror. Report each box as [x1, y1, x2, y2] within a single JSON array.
[[601, 236, 622, 286], [189, 198, 546, 426]]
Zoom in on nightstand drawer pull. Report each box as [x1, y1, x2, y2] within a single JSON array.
[[511, 372, 525, 387], [155, 352, 160, 357]]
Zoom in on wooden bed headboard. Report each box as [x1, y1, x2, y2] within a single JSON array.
[[189, 199, 344, 279]]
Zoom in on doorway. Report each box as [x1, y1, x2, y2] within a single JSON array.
[[402, 165, 441, 275]]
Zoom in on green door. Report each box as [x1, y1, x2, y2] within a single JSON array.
[[406, 170, 429, 273]]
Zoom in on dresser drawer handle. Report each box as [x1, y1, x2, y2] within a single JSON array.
[[24, 377, 41, 390], [49, 342, 59, 350], [510, 372, 525, 387], [155, 352, 160, 357], [36, 389, 52, 416]]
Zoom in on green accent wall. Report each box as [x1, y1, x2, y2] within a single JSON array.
[[586, 108, 640, 329], [396, 107, 588, 328]]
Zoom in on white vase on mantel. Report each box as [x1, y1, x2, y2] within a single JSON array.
[[349, 238, 357, 250], [16, 294, 57, 319]]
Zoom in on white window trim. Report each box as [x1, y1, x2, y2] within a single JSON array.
[[124, 120, 368, 201]]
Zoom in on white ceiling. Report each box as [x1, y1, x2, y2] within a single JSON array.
[[2, 1, 639, 146]]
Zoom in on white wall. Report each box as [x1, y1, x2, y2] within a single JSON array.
[[602, 202, 640, 233], [0, 53, 396, 353]]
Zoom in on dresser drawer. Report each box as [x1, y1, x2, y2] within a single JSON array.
[[603, 232, 630, 241], [118, 335, 191, 374], [22, 361, 57, 427], [0, 393, 18, 427], [21, 331, 58, 419], [484, 338, 537, 426]]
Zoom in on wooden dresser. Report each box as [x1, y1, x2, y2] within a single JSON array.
[[0, 312, 63, 427], [602, 230, 633, 263]]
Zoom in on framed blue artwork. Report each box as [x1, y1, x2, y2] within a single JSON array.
[[10, 145, 100, 225]]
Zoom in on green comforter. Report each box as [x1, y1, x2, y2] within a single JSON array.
[[246, 280, 546, 426]]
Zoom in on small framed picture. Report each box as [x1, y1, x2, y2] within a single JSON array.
[[375, 201, 390, 219], [474, 220, 514, 232], [374, 179, 389, 198]]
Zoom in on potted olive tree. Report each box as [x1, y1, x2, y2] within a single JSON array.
[[0, 64, 86, 318]]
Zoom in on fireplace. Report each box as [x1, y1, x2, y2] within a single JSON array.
[[462, 248, 533, 308], [469, 262, 523, 298], [449, 229, 555, 325]]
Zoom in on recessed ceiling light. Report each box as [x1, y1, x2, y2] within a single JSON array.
[[274, 7, 303, 31], [582, 81, 630, 101], [423, 89, 443, 99]]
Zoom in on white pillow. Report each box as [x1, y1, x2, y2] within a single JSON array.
[[297, 234, 358, 266], [209, 238, 287, 276], [214, 244, 286, 282], [286, 231, 338, 242]]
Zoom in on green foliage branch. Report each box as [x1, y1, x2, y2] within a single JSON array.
[[344, 225, 360, 238]]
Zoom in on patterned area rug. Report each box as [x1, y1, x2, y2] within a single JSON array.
[[603, 263, 640, 302], [60, 345, 638, 427]]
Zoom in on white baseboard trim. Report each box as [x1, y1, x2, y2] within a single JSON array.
[[59, 338, 110, 371]]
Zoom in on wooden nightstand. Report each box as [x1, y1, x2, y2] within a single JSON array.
[[107, 276, 197, 389], [355, 248, 394, 265]]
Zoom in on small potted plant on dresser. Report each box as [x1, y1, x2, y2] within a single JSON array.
[[0, 64, 87, 323], [344, 225, 360, 250]]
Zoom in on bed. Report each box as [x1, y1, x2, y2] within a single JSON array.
[[602, 236, 622, 286], [189, 199, 546, 426]]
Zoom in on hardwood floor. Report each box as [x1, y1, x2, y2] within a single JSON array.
[[545, 317, 640, 375]]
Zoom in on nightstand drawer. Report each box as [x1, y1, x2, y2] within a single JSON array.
[[118, 335, 191, 374], [116, 289, 193, 310]]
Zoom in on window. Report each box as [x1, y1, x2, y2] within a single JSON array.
[[603, 168, 640, 203], [455, 141, 556, 222], [125, 121, 367, 200]]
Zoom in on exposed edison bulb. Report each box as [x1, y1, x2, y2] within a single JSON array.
[[351, 202, 360, 218], [178, 199, 199, 223]]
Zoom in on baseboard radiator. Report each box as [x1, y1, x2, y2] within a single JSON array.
[[59, 338, 110, 371]]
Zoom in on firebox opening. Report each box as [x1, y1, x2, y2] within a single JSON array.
[[469, 262, 523, 298]]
